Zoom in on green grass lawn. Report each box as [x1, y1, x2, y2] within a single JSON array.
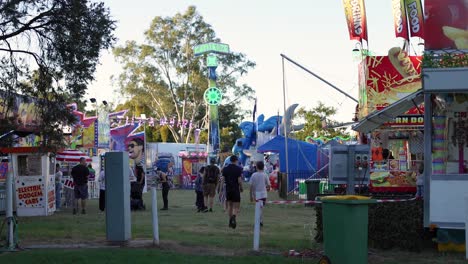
[[1, 187, 468, 263]]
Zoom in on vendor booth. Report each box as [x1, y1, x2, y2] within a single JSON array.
[[3, 147, 56, 216], [56, 149, 92, 207], [352, 50, 425, 194], [179, 150, 207, 189]]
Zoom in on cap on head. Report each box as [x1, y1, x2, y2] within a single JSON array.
[[209, 157, 216, 164]]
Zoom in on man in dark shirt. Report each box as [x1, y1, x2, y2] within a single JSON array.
[[71, 157, 90, 215], [222, 155, 243, 229]]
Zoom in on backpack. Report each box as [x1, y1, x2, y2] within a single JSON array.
[[206, 165, 219, 184]]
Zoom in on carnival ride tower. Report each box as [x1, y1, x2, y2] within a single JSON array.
[[194, 42, 230, 161]]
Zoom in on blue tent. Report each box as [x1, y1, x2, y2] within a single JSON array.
[[257, 136, 318, 192]]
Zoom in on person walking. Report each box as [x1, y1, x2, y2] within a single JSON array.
[[249, 161, 271, 226], [416, 163, 424, 198], [195, 166, 207, 212], [71, 157, 90, 215], [203, 157, 220, 212], [217, 171, 227, 212], [157, 168, 170, 210], [98, 168, 106, 212], [54, 163, 63, 211], [222, 155, 243, 229], [87, 164, 96, 198]]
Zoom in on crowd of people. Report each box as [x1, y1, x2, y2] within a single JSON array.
[[193, 155, 271, 229], [56, 147, 272, 230]]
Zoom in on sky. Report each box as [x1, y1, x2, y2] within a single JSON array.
[[88, 0, 418, 124]]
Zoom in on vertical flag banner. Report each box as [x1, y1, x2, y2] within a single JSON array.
[[392, 0, 409, 40], [424, 0, 468, 50], [97, 108, 110, 148], [342, 0, 368, 42], [82, 119, 96, 148], [404, 0, 424, 38]]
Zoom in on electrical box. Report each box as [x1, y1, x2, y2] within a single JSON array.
[[329, 145, 370, 185]]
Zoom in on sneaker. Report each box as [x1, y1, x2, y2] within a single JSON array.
[[81, 209, 86, 214], [209, 208, 213, 212], [160, 207, 168, 211], [73, 208, 77, 215], [231, 215, 237, 229], [202, 207, 209, 213]]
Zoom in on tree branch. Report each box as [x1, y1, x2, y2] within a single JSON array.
[[0, 4, 56, 41]]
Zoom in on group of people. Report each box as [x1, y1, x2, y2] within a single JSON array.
[[54, 157, 92, 215], [55, 139, 271, 230], [195, 155, 271, 229]]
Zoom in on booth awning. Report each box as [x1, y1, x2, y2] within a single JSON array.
[[56, 149, 92, 163], [352, 89, 424, 133]]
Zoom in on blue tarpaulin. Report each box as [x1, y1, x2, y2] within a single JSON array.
[[257, 136, 318, 192]]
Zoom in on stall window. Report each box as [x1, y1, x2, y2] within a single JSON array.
[[17, 155, 42, 176]]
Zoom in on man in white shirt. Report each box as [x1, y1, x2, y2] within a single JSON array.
[[249, 161, 271, 226]]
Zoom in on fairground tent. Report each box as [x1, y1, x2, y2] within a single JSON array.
[[257, 136, 318, 192]]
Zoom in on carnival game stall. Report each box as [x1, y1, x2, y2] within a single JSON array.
[[179, 150, 207, 189], [3, 147, 56, 217], [55, 149, 92, 207]]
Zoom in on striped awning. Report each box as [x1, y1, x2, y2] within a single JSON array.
[[56, 149, 91, 163]]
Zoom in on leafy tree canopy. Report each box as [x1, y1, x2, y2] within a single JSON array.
[[294, 102, 349, 141], [0, 0, 115, 149], [113, 6, 255, 144]]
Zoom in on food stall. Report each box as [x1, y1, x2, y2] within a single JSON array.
[[353, 50, 424, 194]]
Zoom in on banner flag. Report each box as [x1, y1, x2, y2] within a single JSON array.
[[342, 0, 368, 42], [404, 0, 424, 38], [392, 0, 409, 40]]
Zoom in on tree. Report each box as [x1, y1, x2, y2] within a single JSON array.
[[294, 102, 349, 141], [113, 6, 255, 144], [0, 0, 115, 149]]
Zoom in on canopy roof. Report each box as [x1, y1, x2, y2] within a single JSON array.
[[56, 149, 91, 163], [352, 89, 424, 133]]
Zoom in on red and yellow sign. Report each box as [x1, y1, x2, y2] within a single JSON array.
[[424, 0, 467, 50], [17, 184, 44, 207], [404, 0, 424, 38], [360, 48, 422, 117], [342, 0, 368, 42], [392, 0, 409, 40]]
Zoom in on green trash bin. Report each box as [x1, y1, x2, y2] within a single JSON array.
[[305, 179, 320, 200], [321, 196, 376, 264], [298, 180, 306, 199]]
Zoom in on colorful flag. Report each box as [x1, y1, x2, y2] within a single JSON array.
[[342, 0, 368, 42], [405, 0, 424, 38], [392, 0, 409, 40]]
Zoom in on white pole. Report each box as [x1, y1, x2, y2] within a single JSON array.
[[6, 154, 14, 250], [151, 186, 159, 246], [465, 196, 468, 259], [253, 201, 261, 251]]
